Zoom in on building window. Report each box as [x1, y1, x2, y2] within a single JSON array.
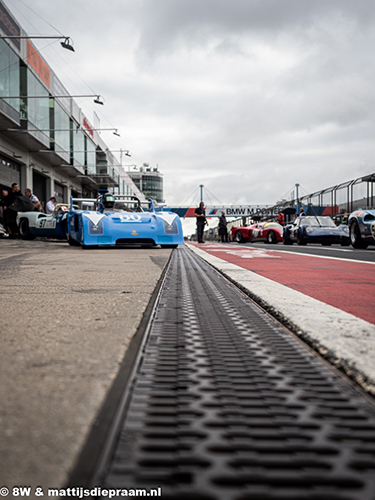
[[72, 128, 84, 167], [0, 38, 20, 111], [54, 101, 70, 152], [23, 69, 49, 130], [86, 137, 96, 175]]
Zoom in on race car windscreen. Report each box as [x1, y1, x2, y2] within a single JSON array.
[[303, 216, 336, 227]]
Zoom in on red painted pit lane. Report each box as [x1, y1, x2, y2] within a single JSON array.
[[189, 243, 375, 325]]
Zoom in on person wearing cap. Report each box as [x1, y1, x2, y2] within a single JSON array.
[[46, 197, 57, 214]]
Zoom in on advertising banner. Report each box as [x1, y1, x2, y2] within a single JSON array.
[[27, 39, 50, 87]]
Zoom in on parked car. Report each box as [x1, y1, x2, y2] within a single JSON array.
[[332, 212, 349, 226], [348, 209, 375, 248], [66, 191, 185, 249], [232, 222, 283, 244], [0, 222, 9, 238], [283, 215, 350, 246], [16, 204, 71, 240]]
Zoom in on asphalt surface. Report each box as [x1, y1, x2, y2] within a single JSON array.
[[0, 239, 172, 493]]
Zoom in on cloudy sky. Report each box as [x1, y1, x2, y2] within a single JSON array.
[[4, 0, 375, 213]]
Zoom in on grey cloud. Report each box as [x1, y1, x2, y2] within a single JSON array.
[[134, 0, 375, 55]]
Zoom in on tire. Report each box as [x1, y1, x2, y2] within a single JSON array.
[[235, 230, 244, 243], [19, 218, 35, 240], [297, 230, 306, 246], [266, 231, 277, 244], [67, 236, 80, 246], [81, 244, 98, 249], [283, 233, 293, 245], [350, 220, 368, 249]]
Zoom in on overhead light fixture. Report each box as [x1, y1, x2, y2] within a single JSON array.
[[60, 37, 75, 52], [0, 35, 75, 52], [4, 127, 119, 134], [94, 96, 104, 105], [1, 94, 104, 105]]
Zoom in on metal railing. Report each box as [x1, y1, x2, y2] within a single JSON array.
[[224, 172, 375, 230]]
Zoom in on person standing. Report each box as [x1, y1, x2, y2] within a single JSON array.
[[3, 183, 22, 236], [277, 212, 285, 226], [45, 196, 57, 214], [218, 211, 228, 242], [195, 201, 207, 243], [24, 188, 41, 211]]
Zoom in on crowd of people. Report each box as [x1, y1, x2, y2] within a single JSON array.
[[194, 202, 228, 243], [0, 183, 57, 238]]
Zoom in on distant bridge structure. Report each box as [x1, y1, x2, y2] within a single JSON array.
[[170, 173, 375, 219]]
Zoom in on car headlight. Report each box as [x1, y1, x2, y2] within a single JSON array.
[[163, 219, 179, 235], [342, 226, 349, 233], [305, 227, 313, 233], [88, 220, 104, 235]]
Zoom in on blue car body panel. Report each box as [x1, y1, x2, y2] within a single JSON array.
[[66, 195, 185, 248], [348, 209, 375, 247]]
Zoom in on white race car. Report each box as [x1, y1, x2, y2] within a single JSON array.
[[16, 205, 70, 240]]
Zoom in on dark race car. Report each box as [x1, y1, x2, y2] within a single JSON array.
[[283, 215, 350, 246], [348, 209, 375, 248], [232, 222, 283, 244]]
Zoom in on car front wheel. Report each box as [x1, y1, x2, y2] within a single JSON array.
[[235, 231, 244, 243], [19, 219, 35, 240], [67, 236, 80, 246], [266, 231, 277, 244], [297, 230, 306, 246], [350, 220, 368, 249], [283, 232, 293, 245]]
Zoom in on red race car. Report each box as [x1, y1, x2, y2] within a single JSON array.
[[232, 222, 283, 244]]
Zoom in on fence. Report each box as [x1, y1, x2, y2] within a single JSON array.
[[225, 172, 375, 231]]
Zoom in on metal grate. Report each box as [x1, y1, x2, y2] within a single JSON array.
[[97, 246, 375, 500]]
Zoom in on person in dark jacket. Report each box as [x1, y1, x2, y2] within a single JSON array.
[[218, 211, 228, 242], [195, 201, 207, 243], [3, 183, 22, 236]]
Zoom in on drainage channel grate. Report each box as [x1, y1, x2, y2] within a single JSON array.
[[97, 247, 375, 500]]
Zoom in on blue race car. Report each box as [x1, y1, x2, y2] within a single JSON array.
[[283, 215, 350, 246], [66, 191, 185, 249], [348, 209, 375, 248]]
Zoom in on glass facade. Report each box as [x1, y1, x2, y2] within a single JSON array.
[[0, 38, 20, 111], [0, 5, 143, 201], [54, 101, 70, 152], [72, 128, 85, 167], [86, 137, 96, 175], [24, 69, 49, 130]]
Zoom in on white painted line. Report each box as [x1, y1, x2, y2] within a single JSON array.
[[224, 243, 375, 265], [188, 243, 375, 389]]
